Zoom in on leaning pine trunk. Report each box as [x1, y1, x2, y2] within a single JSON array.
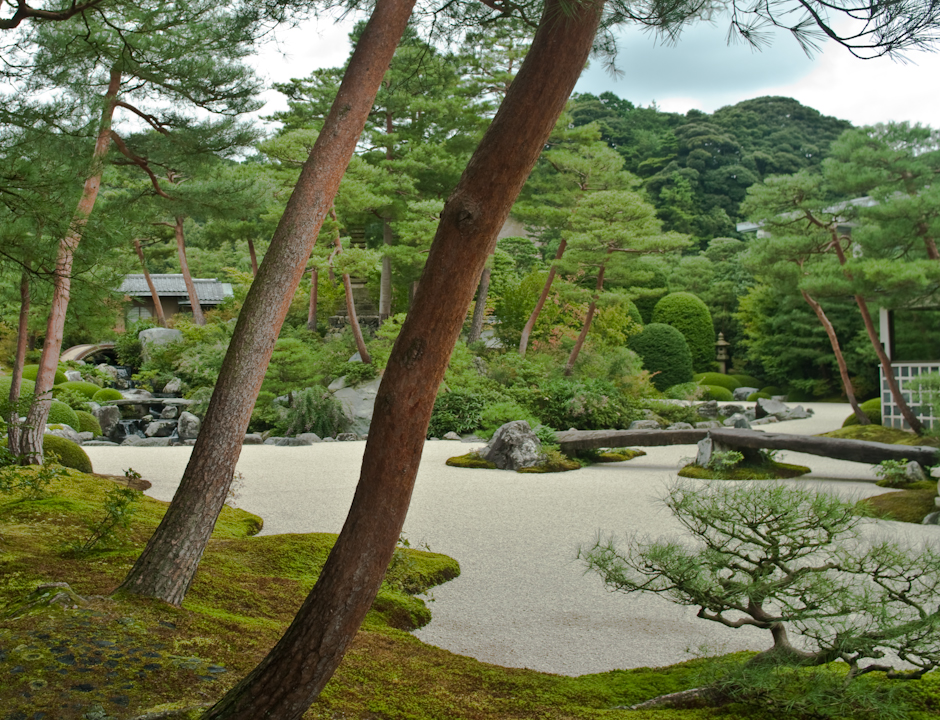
[[519, 238, 566, 356], [134, 239, 167, 327], [21, 67, 122, 465], [799, 289, 869, 424], [467, 264, 491, 344], [115, 0, 418, 607], [331, 209, 372, 364], [7, 268, 31, 458], [201, 2, 604, 716], [247, 238, 259, 276], [564, 255, 609, 375], [175, 216, 205, 326], [307, 267, 318, 331]]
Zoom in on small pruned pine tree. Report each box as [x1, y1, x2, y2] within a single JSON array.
[[580, 481, 940, 711]]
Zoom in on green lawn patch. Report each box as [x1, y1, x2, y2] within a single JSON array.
[[678, 461, 811, 480]]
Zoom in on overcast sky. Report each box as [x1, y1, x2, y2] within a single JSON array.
[[253, 12, 940, 129]]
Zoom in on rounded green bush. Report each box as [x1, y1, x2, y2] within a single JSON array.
[[625, 301, 643, 328], [0, 376, 35, 399], [747, 392, 772, 402], [21, 364, 68, 385], [54, 380, 101, 399], [75, 410, 102, 436], [696, 372, 741, 391], [92, 388, 124, 403], [703, 385, 734, 401], [627, 323, 693, 392], [730, 374, 763, 389], [664, 382, 703, 401], [760, 386, 784, 397], [651, 292, 716, 372], [843, 398, 882, 427], [47, 400, 80, 430], [42, 434, 93, 473]]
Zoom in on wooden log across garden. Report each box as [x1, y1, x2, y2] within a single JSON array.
[[555, 428, 939, 467]]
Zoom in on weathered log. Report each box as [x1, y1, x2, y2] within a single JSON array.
[[554, 427, 938, 467]]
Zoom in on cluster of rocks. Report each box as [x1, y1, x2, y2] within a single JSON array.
[[624, 397, 814, 432], [922, 466, 940, 526], [70, 387, 203, 448]]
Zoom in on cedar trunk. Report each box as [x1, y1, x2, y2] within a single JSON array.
[[21, 67, 121, 464], [467, 265, 491, 344], [134, 239, 167, 327], [175, 216, 205, 326], [519, 238, 566, 356], [201, 3, 604, 716], [115, 0, 417, 607], [799, 289, 868, 424], [7, 269, 30, 457]]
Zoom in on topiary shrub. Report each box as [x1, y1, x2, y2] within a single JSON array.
[[703, 385, 734, 401], [651, 292, 715, 372], [47, 400, 80, 430], [53, 380, 101, 400], [0, 376, 35, 399], [21, 364, 68, 385], [92, 387, 124, 403], [843, 398, 882, 427], [524, 378, 638, 430], [730, 374, 763, 389], [760, 386, 784, 397], [747, 392, 772, 402], [664, 382, 704, 401], [75, 410, 102, 436], [627, 323, 693, 392], [42, 434, 93, 473], [696, 372, 741, 391], [625, 301, 643, 328]]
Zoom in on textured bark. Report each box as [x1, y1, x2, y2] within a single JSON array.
[[331, 210, 372, 363], [134, 239, 166, 327], [306, 267, 318, 331], [519, 238, 566, 356], [21, 66, 121, 465], [466, 265, 491, 344], [7, 269, 30, 458], [201, 2, 604, 717], [116, 0, 418, 607], [564, 254, 609, 375], [799, 289, 867, 424], [175, 217, 205, 326], [247, 238, 259, 276], [379, 218, 393, 321]]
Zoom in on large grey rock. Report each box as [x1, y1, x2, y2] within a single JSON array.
[[327, 375, 347, 392], [922, 511, 940, 526], [695, 437, 717, 467], [297, 433, 322, 444], [160, 405, 179, 420], [136, 437, 172, 447], [138, 327, 183, 363], [121, 434, 143, 446], [64, 370, 84, 382], [721, 404, 744, 417], [666, 422, 695, 430], [931, 466, 940, 480], [755, 397, 789, 419], [163, 377, 183, 395], [92, 404, 122, 438], [629, 419, 661, 430], [443, 432, 462, 441], [243, 433, 263, 445], [96, 364, 120, 383], [118, 388, 153, 419], [177, 411, 201, 440], [733, 387, 759, 401], [696, 400, 719, 419], [82, 440, 119, 447], [46, 424, 82, 444], [332, 377, 381, 436], [780, 405, 813, 420], [335, 432, 359, 442], [264, 437, 309, 446], [750, 416, 779, 426], [905, 461, 928, 483], [479, 421, 543, 471], [695, 421, 722, 429], [723, 413, 752, 429], [144, 420, 177, 438]]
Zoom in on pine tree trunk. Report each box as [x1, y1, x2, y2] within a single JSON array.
[[115, 0, 417, 607], [829, 234, 923, 433], [379, 218, 393, 321], [201, 3, 603, 716], [7, 268, 31, 458], [307, 267, 318, 331], [519, 238, 566, 356], [247, 238, 259, 276], [799, 289, 869, 424], [331, 210, 372, 364], [175, 216, 205, 326], [467, 265, 491, 344], [134, 239, 166, 327], [21, 67, 121, 465], [564, 258, 608, 376]]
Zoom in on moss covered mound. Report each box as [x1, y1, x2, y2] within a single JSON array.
[[92, 387, 124, 403], [858, 484, 938, 523], [54, 380, 102, 400], [21, 364, 68, 385], [652, 292, 715, 372], [42, 435, 93, 473], [842, 398, 882, 427], [678, 461, 811, 480], [627, 323, 693, 392], [594, 448, 647, 463], [730, 374, 763, 388], [47, 400, 80, 430], [446, 452, 497, 469], [74, 410, 102, 436], [703, 385, 734, 401], [0, 376, 35, 399], [696, 372, 741, 390], [821, 424, 940, 448]]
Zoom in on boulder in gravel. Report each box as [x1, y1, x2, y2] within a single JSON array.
[[721, 404, 744, 417], [695, 421, 722, 429], [443, 431, 462, 440], [46, 424, 82, 444], [479, 421, 543, 471], [243, 433, 263, 445], [264, 437, 309, 446], [922, 511, 940, 526], [723, 413, 752, 429], [755, 397, 789, 419], [92, 404, 121, 437], [332, 378, 381, 436], [696, 400, 719, 419], [780, 405, 813, 420], [177, 411, 201, 440], [335, 432, 360, 442], [297, 433, 322, 444], [666, 422, 695, 430], [629, 419, 661, 430], [136, 437, 172, 447], [733, 386, 759, 401]]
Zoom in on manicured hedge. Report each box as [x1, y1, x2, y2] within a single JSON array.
[[47, 400, 80, 430], [92, 388, 124, 403], [627, 323, 693, 392], [0, 376, 35, 400], [703, 385, 734, 401], [696, 372, 741, 391], [747, 392, 772, 402], [730, 374, 763, 389], [54, 380, 101, 400], [75, 410, 102, 436], [651, 292, 715, 372], [21, 364, 68, 385], [42, 435, 93, 473], [843, 398, 882, 427]]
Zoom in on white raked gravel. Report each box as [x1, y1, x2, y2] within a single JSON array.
[[84, 403, 931, 677]]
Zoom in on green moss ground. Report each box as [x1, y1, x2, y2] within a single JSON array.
[[2, 467, 939, 719], [677, 461, 811, 481], [820, 424, 940, 447]]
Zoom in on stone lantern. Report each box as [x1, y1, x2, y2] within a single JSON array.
[[715, 332, 730, 374]]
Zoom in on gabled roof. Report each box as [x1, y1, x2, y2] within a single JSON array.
[[119, 274, 234, 304]]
